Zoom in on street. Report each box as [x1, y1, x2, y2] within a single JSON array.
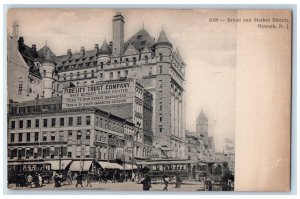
[[8, 181, 216, 191]]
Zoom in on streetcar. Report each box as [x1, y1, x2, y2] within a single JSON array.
[[137, 159, 196, 181]]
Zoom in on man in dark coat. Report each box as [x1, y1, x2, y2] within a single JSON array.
[[141, 174, 151, 191], [75, 172, 83, 188]]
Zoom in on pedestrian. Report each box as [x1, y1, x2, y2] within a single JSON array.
[[75, 172, 83, 188], [26, 173, 33, 188], [175, 172, 182, 188], [38, 174, 43, 187], [162, 173, 169, 191], [131, 172, 135, 182], [67, 170, 72, 184], [15, 173, 21, 187], [86, 171, 92, 187], [141, 174, 151, 191], [53, 173, 61, 188]]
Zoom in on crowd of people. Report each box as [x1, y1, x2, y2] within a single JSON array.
[[14, 171, 45, 188]]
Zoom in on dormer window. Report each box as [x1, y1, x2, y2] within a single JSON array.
[[137, 35, 142, 39], [133, 57, 137, 65], [145, 55, 148, 64], [125, 58, 129, 66]]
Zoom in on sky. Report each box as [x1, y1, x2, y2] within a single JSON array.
[[7, 9, 236, 151]]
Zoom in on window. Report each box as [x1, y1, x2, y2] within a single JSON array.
[[159, 65, 162, 74], [10, 134, 15, 143], [100, 62, 104, 69], [64, 74, 66, 81], [159, 125, 162, 133], [114, 60, 118, 64], [77, 131, 82, 140], [145, 55, 148, 63], [84, 71, 87, 78], [68, 117, 73, 126], [26, 133, 30, 142], [18, 84, 23, 95], [68, 131, 72, 139], [125, 70, 128, 77], [86, 131, 91, 139], [159, 102, 163, 111], [159, 114, 162, 122], [91, 70, 95, 77], [11, 121, 15, 129], [59, 131, 64, 142], [68, 152, 72, 158], [42, 133, 47, 141], [86, 145, 90, 157], [51, 132, 55, 141], [125, 58, 129, 66], [51, 118, 56, 127], [86, 116, 91, 125], [149, 67, 152, 76], [18, 133, 22, 142], [60, 118, 64, 126], [76, 146, 81, 157], [34, 132, 39, 141], [35, 119, 39, 128], [43, 119, 47, 127], [133, 57, 137, 65], [70, 73, 73, 80], [77, 72, 80, 78], [110, 72, 113, 79], [19, 120, 23, 129], [84, 81, 87, 86], [159, 80, 162, 88], [77, 117, 82, 125], [159, 53, 163, 61], [117, 71, 121, 78], [100, 73, 103, 79]]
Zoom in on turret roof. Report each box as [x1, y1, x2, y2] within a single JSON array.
[[99, 39, 111, 55], [157, 29, 171, 44], [38, 45, 56, 64]]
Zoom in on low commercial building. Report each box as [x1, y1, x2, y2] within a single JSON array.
[[7, 97, 146, 172]]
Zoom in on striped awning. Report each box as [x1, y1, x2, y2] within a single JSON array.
[[69, 160, 93, 171], [44, 160, 72, 170], [97, 161, 123, 170]]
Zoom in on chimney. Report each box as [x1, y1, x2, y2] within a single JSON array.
[[12, 21, 19, 39], [112, 12, 125, 55], [31, 44, 37, 57], [67, 49, 72, 59], [80, 46, 85, 57], [94, 44, 99, 54], [18, 37, 25, 52]]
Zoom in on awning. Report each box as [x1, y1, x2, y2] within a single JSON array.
[[44, 160, 72, 170], [97, 161, 123, 170], [124, 163, 137, 170], [69, 160, 93, 171], [198, 163, 208, 166], [8, 162, 45, 166]]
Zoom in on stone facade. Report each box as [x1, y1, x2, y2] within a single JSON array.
[[7, 12, 186, 159]]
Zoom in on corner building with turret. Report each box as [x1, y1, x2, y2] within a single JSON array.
[[7, 12, 186, 159]]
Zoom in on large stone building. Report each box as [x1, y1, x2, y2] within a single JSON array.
[[7, 12, 186, 159]]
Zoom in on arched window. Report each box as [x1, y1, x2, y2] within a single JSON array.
[[77, 131, 82, 139], [125, 58, 129, 66], [86, 130, 91, 139]]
